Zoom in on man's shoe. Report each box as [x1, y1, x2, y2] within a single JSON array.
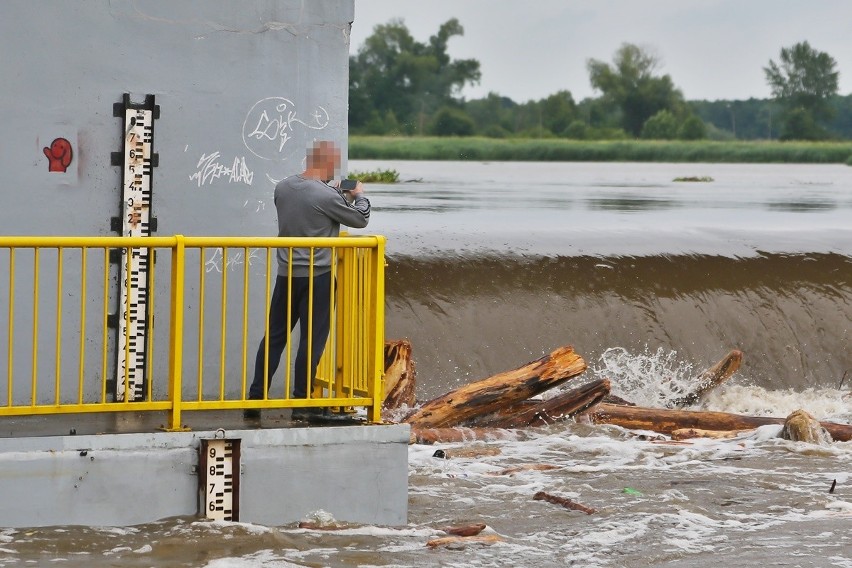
[[291, 407, 325, 422], [321, 410, 364, 424], [243, 408, 261, 420]]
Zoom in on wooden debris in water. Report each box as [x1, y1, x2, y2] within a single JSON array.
[[533, 491, 596, 514], [474, 378, 610, 428], [432, 446, 502, 459], [667, 349, 743, 408], [670, 427, 753, 440], [781, 409, 833, 444], [426, 535, 503, 548], [441, 523, 487, 537], [591, 403, 852, 442], [382, 339, 417, 417], [411, 427, 521, 445], [404, 345, 586, 429]]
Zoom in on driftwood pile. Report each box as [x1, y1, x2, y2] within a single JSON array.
[[375, 340, 849, 550], [383, 340, 852, 444]]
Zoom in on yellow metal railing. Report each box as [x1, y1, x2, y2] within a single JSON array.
[[0, 235, 386, 430]]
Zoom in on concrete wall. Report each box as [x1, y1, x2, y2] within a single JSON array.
[[0, 1, 358, 402], [0, 0, 353, 234], [0, 424, 410, 528]]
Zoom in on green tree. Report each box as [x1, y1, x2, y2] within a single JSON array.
[[540, 90, 577, 135], [764, 41, 839, 139], [349, 18, 481, 134], [780, 108, 824, 140], [587, 43, 685, 137], [430, 106, 475, 136], [677, 115, 707, 140], [464, 92, 516, 135], [641, 110, 678, 139]]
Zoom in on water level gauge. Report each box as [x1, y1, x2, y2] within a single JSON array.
[[199, 437, 241, 522]]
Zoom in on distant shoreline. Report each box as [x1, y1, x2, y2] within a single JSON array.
[[350, 136, 852, 164]]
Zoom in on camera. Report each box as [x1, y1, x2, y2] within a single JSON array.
[[339, 179, 358, 191]]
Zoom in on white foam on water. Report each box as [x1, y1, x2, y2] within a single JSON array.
[[188, 520, 274, 536], [589, 346, 852, 424], [825, 500, 852, 513], [91, 526, 139, 537], [103, 546, 131, 555], [572, 517, 650, 547], [200, 550, 303, 568], [704, 384, 852, 422], [591, 346, 697, 407], [291, 525, 436, 539]]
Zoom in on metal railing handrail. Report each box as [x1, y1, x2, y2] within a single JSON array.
[[0, 234, 386, 431]]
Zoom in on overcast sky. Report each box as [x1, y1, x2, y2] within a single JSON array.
[[350, 0, 851, 103]]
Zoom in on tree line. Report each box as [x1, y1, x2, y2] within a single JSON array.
[[349, 19, 849, 141]]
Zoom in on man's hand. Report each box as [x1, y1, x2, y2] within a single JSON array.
[[350, 181, 365, 197]]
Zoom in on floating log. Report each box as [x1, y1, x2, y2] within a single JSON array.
[[532, 491, 596, 514], [668, 349, 743, 408], [590, 403, 852, 442], [426, 535, 503, 548], [404, 345, 587, 429], [432, 446, 502, 459], [383, 339, 417, 412], [670, 428, 752, 440], [411, 427, 524, 445], [441, 523, 487, 537], [473, 378, 610, 428], [602, 393, 636, 406]]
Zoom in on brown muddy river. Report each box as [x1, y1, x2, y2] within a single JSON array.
[[2, 161, 850, 567]]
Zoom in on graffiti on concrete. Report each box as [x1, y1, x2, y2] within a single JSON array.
[[189, 151, 254, 187], [205, 247, 263, 274], [242, 97, 329, 160], [43, 138, 73, 172]]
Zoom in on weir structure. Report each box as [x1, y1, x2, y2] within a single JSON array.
[[0, 0, 409, 528]]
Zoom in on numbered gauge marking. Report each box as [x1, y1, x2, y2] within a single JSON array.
[[114, 97, 157, 402], [199, 439, 241, 522]]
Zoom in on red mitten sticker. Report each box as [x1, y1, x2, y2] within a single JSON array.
[[43, 138, 73, 172]]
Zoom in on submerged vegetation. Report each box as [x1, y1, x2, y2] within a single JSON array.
[[347, 168, 400, 183], [673, 176, 714, 182], [350, 136, 852, 164]]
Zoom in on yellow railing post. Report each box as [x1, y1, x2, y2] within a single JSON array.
[[369, 236, 386, 423], [166, 235, 188, 431]]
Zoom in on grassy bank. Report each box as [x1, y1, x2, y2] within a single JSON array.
[[350, 136, 852, 163]]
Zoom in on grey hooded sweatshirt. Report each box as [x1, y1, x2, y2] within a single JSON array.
[[273, 174, 371, 277]]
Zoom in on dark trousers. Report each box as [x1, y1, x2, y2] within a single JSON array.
[[249, 272, 332, 400]]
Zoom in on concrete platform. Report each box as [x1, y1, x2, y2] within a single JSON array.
[[0, 412, 410, 528]]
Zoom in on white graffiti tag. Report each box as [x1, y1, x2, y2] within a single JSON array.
[[190, 152, 254, 187], [242, 97, 330, 160], [205, 247, 263, 274]]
